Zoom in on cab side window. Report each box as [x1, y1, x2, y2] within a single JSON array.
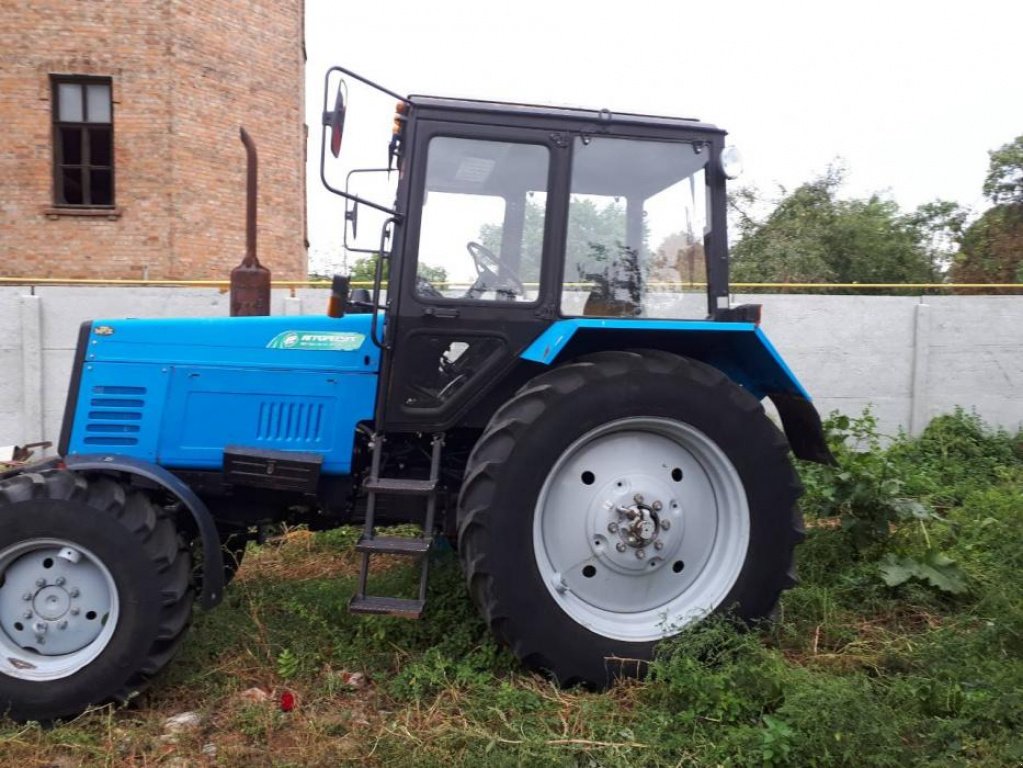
[[561, 137, 709, 319], [415, 138, 549, 303]]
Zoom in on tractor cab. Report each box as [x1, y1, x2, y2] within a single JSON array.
[[320, 68, 751, 436]]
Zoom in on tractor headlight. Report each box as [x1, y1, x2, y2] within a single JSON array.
[[721, 145, 743, 180]]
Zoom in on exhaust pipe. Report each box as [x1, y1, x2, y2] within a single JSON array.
[[230, 127, 271, 316]]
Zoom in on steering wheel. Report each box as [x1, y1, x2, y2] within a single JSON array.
[[465, 241, 525, 299]]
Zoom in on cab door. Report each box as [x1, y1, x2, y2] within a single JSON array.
[[379, 121, 565, 432]]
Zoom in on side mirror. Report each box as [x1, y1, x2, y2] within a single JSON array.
[[323, 83, 346, 159], [345, 199, 358, 241], [343, 168, 395, 253]]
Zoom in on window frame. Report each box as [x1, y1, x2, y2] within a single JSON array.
[[51, 75, 115, 208], [408, 131, 555, 309], [559, 134, 713, 320]]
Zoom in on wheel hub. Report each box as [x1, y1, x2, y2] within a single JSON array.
[[588, 477, 683, 576], [33, 586, 71, 620], [534, 417, 750, 642], [614, 494, 662, 548], [0, 542, 114, 659]]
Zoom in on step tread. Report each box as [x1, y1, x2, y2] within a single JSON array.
[[348, 595, 424, 619], [363, 477, 437, 495], [356, 535, 431, 555]]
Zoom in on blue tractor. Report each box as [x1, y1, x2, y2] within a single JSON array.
[[0, 68, 832, 720]]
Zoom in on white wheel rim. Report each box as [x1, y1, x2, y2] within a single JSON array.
[[533, 417, 750, 642], [0, 538, 120, 681]]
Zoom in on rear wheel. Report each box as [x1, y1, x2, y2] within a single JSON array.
[[0, 470, 193, 721], [458, 350, 802, 686]]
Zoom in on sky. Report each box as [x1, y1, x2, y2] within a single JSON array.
[[304, 0, 1023, 275]]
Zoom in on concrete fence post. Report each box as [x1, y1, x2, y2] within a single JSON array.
[[19, 294, 44, 444], [909, 301, 931, 436]]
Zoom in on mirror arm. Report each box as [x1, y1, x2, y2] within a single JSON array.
[[320, 66, 404, 220], [324, 65, 409, 106], [319, 135, 402, 219]]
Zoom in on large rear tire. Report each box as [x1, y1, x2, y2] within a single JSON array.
[[0, 470, 193, 721], [457, 350, 802, 687]]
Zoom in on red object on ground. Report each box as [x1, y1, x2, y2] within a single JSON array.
[[279, 690, 296, 712]]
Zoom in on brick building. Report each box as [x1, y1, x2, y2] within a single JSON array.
[[0, 1, 306, 281]]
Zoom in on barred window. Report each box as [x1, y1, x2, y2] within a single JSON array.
[[52, 77, 114, 206]]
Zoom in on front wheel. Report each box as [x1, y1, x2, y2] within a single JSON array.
[[457, 350, 803, 687], [0, 471, 193, 721]]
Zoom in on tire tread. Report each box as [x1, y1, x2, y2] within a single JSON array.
[[0, 469, 193, 720], [457, 349, 803, 686]]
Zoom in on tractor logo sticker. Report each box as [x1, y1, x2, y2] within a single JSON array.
[[266, 331, 365, 352]]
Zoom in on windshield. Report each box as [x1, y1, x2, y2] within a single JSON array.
[[561, 136, 710, 319]]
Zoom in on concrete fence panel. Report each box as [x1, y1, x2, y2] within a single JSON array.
[[0, 287, 1019, 450]]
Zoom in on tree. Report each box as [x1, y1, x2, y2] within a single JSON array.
[[348, 255, 447, 286], [348, 256, 377, 285], [982, 135, 1023, 205], [479, 199, 661, 309], [950, 206, 1023, 289], [951, 134, 1023, 292], [904, 199, 969, 275], [730, 168, 942, 292], [478, 198, 629, 280]]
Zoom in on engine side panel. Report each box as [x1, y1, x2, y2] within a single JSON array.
[[63, 314, 379, 474]]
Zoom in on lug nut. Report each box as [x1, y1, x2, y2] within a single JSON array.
[[661, 519, 671, 531], [652, 501, 663, 512], [55, 577, 66, 586], [22, 592, 32, 601], [634, 493, 644, 504], [615, 542, 627, 553], [23, 610, 32, 619], [33, 621, 47, 634], [35, 578, 46, 587], [607, 522, 618, 534], [58, 620, 68, 630], [654, 540, 664, 550], [69, 588, 80, 598], [70, 608, 80, 616], [636, 549, 646, 560]]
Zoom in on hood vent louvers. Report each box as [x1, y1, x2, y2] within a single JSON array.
[[83, 386, 146, 446]]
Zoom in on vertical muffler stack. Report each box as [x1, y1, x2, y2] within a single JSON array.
[[230, 127, 271, 316]]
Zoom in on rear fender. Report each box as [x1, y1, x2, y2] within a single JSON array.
[[520, 319, 835, 465], [64, 453, 225, 608]]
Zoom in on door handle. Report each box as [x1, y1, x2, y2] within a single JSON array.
[[422, 307, 460, 319]]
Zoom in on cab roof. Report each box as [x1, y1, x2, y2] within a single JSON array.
[[407, 94, 723, 135]]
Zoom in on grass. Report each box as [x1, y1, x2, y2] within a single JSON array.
[[1, 410, 1021, 766]]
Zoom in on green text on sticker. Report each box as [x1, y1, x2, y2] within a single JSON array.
[[266, 331, 366, 351]]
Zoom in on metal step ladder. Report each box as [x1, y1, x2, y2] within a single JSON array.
[[348, 432, 443, 619]]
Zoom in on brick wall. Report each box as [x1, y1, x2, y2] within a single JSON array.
[[0, 0, 306, 280]]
